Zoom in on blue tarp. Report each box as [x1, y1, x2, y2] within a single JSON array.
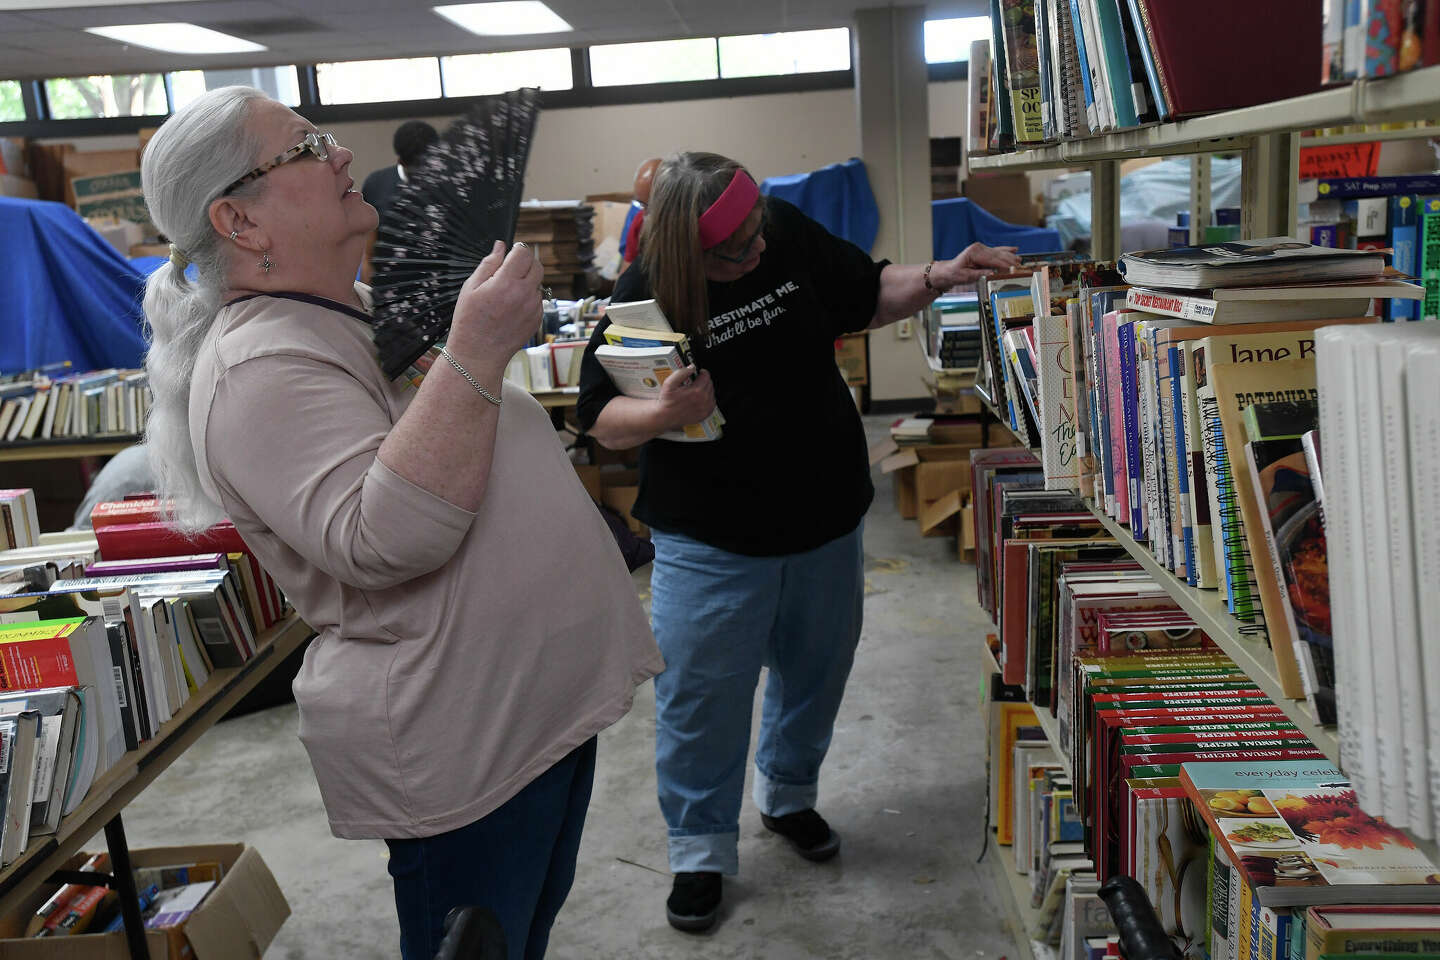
[[1, 197, 148, 374], [760, 157, 881, 254], [932, 197, 1063, 259]]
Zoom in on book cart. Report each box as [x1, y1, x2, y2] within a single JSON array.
[[0, 613, 313, 959], [965, 64, 1440, 956]]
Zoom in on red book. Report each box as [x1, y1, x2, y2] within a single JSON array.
[[1135, 0, 1322, 117], [94, 521, 249, 562], [1426, 0, 1440, 66], [0, 636, 81, 692], [90, 498, 164, 528]]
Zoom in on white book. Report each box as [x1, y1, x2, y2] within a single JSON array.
[[604, 299, 675, 334], [1036, 310, 1081, 491], [1078, 0, 1115, 132], [1125, 280, 1420, 324], [0, 713, 42, 866], [1316, 328, 1373, 800], [524, 345, 554, 392], [1405, 339, 1440, 842], [1379, 327, 1439, 837], [4, 397, 29, 443], [1136, 321, 1164, 564], [1354, 332, 1406, 827], [593, 345, 724, 442]]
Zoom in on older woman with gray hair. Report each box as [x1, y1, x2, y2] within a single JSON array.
[[141, 86, 661, 960]]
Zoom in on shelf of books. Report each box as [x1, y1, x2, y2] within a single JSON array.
[[967, 0, 1440, 172], [0, 612, 312, 920], [970, 242, 1440, 934], [989, 840, 1061, 960], [0, 491, 314, 948], [1082, 507, 1340, 764]]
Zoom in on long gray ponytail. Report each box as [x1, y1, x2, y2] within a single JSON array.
[[141, 86, 267, 532]]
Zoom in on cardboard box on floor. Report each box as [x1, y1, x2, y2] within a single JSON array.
[[600, 468, 648, 538], [834, 333, 868, 386], [876, 443, 972, 527], [0, 843, 289, 960]]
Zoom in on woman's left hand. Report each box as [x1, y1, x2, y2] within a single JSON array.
[[930, 243, 1022, 288]]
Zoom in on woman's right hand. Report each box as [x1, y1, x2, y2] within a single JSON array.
[[447, 240, 544, 359], [656, 365, 716, 430]]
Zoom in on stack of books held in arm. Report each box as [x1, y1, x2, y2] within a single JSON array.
[[0, 363, 151, 444], [589, 299, 725, 443], [0, 495, 286, 870]]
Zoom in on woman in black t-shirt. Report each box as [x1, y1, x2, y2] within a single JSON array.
[[576, 151, 1018, 934]]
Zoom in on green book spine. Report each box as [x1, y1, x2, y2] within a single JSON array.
[[1422, 196, 1440, 321]]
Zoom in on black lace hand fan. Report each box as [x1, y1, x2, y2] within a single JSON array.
[[369, 87, 541, 380]]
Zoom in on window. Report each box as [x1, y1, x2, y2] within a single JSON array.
[[718, 27, 850, 78], [0, 81, 22, 122], [441, 47, 573, 96], [170, 66, 301, 111], [924, 16, 992, 64], [316, 58, 442, 104], [588, 38, 718, 87], [45, 74, 167, 119]]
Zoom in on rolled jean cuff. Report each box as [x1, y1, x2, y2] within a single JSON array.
[[667, 830, 740, 876], [752, 768, 819, 819]]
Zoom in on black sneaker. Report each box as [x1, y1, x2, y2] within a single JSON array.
[[761, 809, 842, 862], [666, 871, 721, 933]]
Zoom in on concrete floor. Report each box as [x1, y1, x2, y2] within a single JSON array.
[[106, 415, 1022, 959]]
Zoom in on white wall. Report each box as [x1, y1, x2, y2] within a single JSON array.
[[45, 83, 949, 200]]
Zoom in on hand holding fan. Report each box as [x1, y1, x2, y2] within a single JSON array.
[[369, 87, 541, 380]]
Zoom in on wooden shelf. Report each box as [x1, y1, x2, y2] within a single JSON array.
[[0, 612, 314, 919], [0, 436, 139, 463], [970, 66, 1440, 170]]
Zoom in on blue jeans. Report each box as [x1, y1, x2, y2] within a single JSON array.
[[386, 737, 596, 960], [650, 523, 864, 875]]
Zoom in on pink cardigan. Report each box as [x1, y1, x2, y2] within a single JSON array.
[[188, 289, 661, 839]]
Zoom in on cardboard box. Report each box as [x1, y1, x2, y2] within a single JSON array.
[[963, 172, 1040, 227], [879, 444, 973, 520], [834, 333, 868, 386], [0, 843, 289, 960], [61, 149, 142, 208], [599, 468, 647, 537], [0, 174, 37, 199], [573, 463, 602, 504]]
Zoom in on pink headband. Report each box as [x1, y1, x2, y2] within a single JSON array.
[[697, 170, 760, 249]]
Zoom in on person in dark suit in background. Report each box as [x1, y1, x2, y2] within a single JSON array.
[[359, 120, 439, 282]]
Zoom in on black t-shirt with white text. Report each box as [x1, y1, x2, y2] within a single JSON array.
[[577, 198, 886, 556]]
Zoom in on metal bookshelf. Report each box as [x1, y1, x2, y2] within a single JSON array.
[[978, 400, 1339, 758], [970, 67, 1440, 171], [968, 65, 1440, 260], [988, 843, 1060, 960]]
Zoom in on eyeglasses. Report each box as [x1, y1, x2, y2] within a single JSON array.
[[707, 209, 767, 264], [221, 131, 340, 197]]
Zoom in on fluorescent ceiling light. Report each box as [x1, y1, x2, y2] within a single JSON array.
[[434, 2, 572, 35], [1, 0, 190, 8], [85, 22, 267, 54]]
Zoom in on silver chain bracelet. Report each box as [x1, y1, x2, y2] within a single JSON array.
[[438, 347, 502, 406]]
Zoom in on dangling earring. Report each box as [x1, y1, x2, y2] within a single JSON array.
[[260, 251, 272, 274]]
